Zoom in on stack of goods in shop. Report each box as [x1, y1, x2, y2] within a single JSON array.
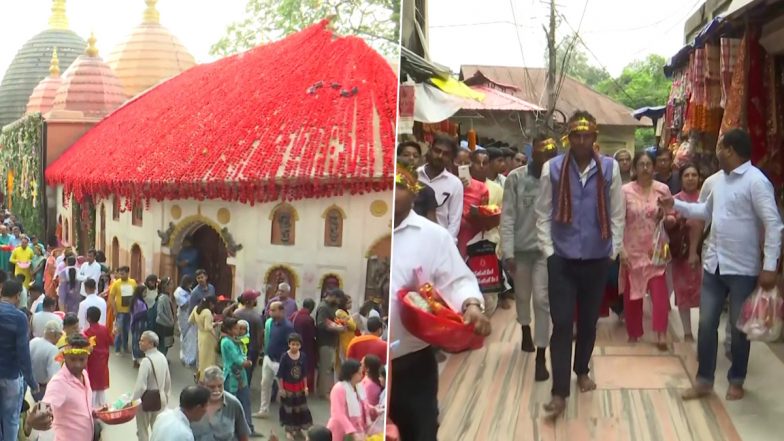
[[397, 268, 485, 353]]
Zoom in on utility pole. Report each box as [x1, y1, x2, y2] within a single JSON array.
[[545, 0, 557, 135]]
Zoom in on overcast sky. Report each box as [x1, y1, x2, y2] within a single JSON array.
[[0, 0, 248, 77], [428, 0, 703, 76]]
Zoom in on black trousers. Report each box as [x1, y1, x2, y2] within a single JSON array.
[[548, 255, 611, 398], [390, 346, 439, 441]]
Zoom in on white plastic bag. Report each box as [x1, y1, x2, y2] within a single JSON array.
[[737, 287, 784, 342]]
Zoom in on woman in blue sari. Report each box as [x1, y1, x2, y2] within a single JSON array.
[[130, 285, 149, 367]]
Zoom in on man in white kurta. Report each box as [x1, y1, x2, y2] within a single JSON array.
[[389, 162, 491, 441]]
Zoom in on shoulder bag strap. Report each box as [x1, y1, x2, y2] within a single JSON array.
[[146, 356, 159, 389]]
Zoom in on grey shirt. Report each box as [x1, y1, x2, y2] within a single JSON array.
[[190, 392, 250, 441], [156, 293, 176, 328], [500, 164, 542, 259]]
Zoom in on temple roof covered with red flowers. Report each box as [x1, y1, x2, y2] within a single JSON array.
[[45, 20, 397, 206]]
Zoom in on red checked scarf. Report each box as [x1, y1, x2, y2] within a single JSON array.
[[554, 149, 611, 240]]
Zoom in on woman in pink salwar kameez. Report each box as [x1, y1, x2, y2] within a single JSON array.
[[620, 151, 676, 349], [327, 359, 376, 441], [671, 164, 703, 341]]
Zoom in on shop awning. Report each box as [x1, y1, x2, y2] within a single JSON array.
[[633, 106, 666, 121], [460, 85, 544, 111]]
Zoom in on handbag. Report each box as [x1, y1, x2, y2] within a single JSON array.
[[465, 240, 504, 293], [140, 358, 162, 412]]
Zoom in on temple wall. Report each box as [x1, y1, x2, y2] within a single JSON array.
[[54, 185, 393, 310]]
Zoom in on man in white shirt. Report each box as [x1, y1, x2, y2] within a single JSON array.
[[661, 128, 783, 402], [77, 279, 106, 331], [535, 111, 625, 417], [76, 249, 101, 297], [150, 385, 210, 441], [687, 171, 734, 356], [417, 133, 464, 240], [31, 297, 62, 338], [389, 162, 490, 441], [29, 320, 63, 401]]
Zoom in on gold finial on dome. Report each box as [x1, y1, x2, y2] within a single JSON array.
[[143, 0, 161, 24], [48, 0, 69, 30], [50, 48, 60, 77], [86, 32, 99, 57]]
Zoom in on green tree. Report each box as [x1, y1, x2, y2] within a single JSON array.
[[552, 34, 610, 88], [596, 54, 671, 111], [210, 0, 400, 58]]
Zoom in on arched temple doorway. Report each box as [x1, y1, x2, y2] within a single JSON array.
[[365, 234, 391, 313], [111, 237, 120, 269], [265, 266, 297, 303], [130, 244, 143, 282], [170, 217, 235, 298], [320, 273, 342, 298]]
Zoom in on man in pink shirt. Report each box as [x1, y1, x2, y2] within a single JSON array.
[[43, 333, 97, 441]]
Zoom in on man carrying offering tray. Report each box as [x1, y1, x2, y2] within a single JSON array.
[[389, 161, 491, 441]]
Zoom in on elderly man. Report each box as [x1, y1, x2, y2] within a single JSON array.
[[132, 331, 172, 441], [255, 301, 294, 418], [191, 366, 252, 441], [29, 320, 63, 401], [264, 282, 297, 320], [151, 386, 211, 441]]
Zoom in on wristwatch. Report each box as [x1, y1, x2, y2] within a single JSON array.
[[462, 299, 485, 314]]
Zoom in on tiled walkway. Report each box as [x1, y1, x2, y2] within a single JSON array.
[[436, 302, 784, 441]]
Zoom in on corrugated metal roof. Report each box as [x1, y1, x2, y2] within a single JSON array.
[[461, 65, 645, 127]]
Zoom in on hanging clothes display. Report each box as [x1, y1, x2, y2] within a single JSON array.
[[746, 27, 769, 167], [704, 43, 723, 135], [720, 32, 748, 136], [720, 38, 741, 109]]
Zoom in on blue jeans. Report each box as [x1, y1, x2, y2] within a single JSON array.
[[114, 312, 131, 353], [697, 270, 758, 387], [0, 376, 24, 441], [233, 386, 254, 433]]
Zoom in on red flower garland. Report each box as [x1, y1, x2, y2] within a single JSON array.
[[46, 20, 396, 206]]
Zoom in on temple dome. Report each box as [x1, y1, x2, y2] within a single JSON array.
[[51, 34, 127, 119], [0, 0, 86, 126], [26, 49, 64, 115], [106, 0, 196, 98]]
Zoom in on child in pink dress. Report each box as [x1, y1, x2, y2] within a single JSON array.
[[620, 151, 676, 349]]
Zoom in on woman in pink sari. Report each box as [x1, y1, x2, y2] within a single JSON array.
[[620, 151, 676, 349], [327, 359, 375, 441], [670, 164, 703, 341]]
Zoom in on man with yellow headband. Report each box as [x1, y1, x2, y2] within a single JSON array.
[[534, 111, 625, 417], [43, 333, 98, 441], [500, 135, 558, 383], [390, 161, 490, 441]]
